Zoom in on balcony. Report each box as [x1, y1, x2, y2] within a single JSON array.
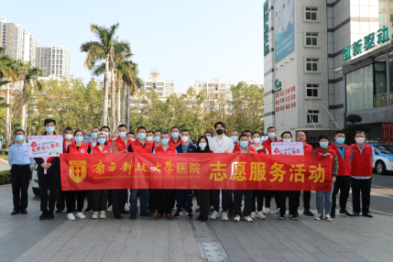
[[373, 93, 387, 108]]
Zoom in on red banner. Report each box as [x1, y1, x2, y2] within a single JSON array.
[[60, 153, 333, 191], [382, 122, 389, 141], [390, 122, 393, 141]]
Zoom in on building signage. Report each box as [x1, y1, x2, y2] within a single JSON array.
[[275, 85, 296, 113], [382, 122, 389, 142], [264, 1, 270, 56], [342, 25, 391, 61], [275, 79, 282, 92], [274, 0, 294, 62]]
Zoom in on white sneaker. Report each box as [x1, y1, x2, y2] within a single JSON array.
[[210, 210, 219, 220], [76, 212, 85, 219], [276, 208, 281, 214], [222, 212, 228, 221], [250, 212, 256, 219], [314, 214, 322, 220], [67, 213, 75, 221], [244, 216, 253, 222], [107, 205, 112, 212], [92, 212, 98, 219], [264, 207, 270, 214], [124, 203, 130, 212], [256, 211, 266, 219], [100, 211, 106, 219], [325, 215, 332, 222], [234, 215, 240, 222]]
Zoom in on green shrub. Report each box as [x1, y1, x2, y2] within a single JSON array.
[[0, 170, 11, 185]]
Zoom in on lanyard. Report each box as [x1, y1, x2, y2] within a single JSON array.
[[215, 137, 224, 153]]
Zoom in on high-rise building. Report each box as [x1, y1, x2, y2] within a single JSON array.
[[0, 18, 36, 65], [36, 46, 71, 78], [142, 69, 180, 101]]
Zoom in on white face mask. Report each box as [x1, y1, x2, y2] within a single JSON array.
[[355, 137, 365, 144], [65, 134, 73, 140], [146, 136, 154, 142], [181, 136, 189, 142], [253, 138, 261, 144]]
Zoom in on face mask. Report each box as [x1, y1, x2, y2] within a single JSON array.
[[74, 137, 83, 143], [161, 138, 169, 145], [172, 132, 179, 138], [268, 132, 275, 138], [240, 141, 249, 148], [336, 137, 345, 144], [46, 126, 55, 133], [154, 136, 160, 143], [355, 137, 365, 144], [320, 142, 329, 148], [91, 133, 98, 139], [131, 138, 136, 141], [216, 129, 224, 135], [199, 143, 207, 148], [138, 133, 146, 140], [207, 136, 211, 141], [283, 139, 291, 142], [248, 137, 251, 141], [119, 132, 127, 138], [231, 136, 238, 143], [98, 138, 106, 144], [103, 131, 109, 137], [16, 135, 24, 142], [253, 138, 261, 144], [181, 136, 189, 142], [146, 136, 154, 142], [65, 134, 73, 140]]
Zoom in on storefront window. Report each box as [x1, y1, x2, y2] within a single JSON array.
[[346, 65, 373, 112], [374, 56, 387, 108]]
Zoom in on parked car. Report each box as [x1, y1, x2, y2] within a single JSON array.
[[31, 162, 40, 196], [370, 144, 393, 175]]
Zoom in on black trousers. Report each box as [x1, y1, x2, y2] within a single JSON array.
[[38, 171, 59, 214], [276, 191, 300, 216], [265, 190, 279, 209], [11, 165, 31, 211], [86, 191, 93, 209], [149, 189, 157, 212], [251, 190, 264, 212], [107, 190, 113, 207], [112, 189, 127, 215], [56, 177, 65, 211], [332, 176, 351, 212], [303, 191, 311, 210], [234, 190, 253, 217], [65, 190, 85, 213], [351, 177, 372, 214], [156, 189, 175, 214], [197, 190, 210, 216], [92, 190, 108, 211]]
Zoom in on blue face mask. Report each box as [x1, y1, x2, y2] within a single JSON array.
[[320, 142, 329, 148], [207, 137, 211, 141], [16, 135, 24, 142], [74, 137, 83, 143], [91, 133, 98, 139], [283, 139, 291, 142], [336, 137, 345, 144], [119, 132, 127, 138], [138, 133, 146, 140], [231, 136, 238, 143], [268, 132, 275, 138], [98, 138, 106, 144], [46, 126, 55, 133], [199, 143, 207, 148], [154, 136, 160, 143], [240, 141, 249, 148], [172, 132, 179, 139], [161, 138, 169, 145]]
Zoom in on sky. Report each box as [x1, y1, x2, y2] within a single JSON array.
[[2, 0, 264, 93]]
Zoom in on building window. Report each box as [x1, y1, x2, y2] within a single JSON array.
[[379, 13, 385, 23], [306, 84, 319, 97], [305, 33, 318, 46], [307, 110, 319, 124], [306, 58, 319, 72], [305, 7, 318, 21], [390, 14, 393, 22]]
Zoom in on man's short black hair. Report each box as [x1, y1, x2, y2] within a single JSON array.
[[161, 132, 169, 136], [204, 131, 213, 136], [281, 131, 292, 138], [14, 129, 25, 135], [147, 131, 153, 135], [74, 130, 83, 136], [243, 130, 252, 134], [267, 126, 276, 132], [91, 127, 99, 132], [64, 126, 73, 133], [101, 126, 110, 131], [44, 118, 56, 126], [137, 126, 147, 132], [181, 129, 190, 135], [154, 130, 162, 135], [230, 130, 238, 135], [170, 126, 179, 132], [318, 134, 329, 141], [214, 122, 225, 129], [118, 124, 127, 129], [127, 132, 134, 135], [252, 131, 261, 137], [335, 130, 345, 135], [239, 134, 248, 141]]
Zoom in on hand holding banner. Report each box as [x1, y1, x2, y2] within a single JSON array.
[[28, 135, 63, 174]]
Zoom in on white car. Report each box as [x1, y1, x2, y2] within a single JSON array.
[[31, 162, 40, 196], [371, 144, 393, 175]]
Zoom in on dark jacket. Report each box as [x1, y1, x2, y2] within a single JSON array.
[[176, 143, 197, 153]]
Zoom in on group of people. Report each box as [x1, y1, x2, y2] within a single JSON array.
[[8, 119, 374, 223]]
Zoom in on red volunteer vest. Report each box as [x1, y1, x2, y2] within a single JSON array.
[[330, 143, 352, 176], [233, 146, 256, 154], [168, 137, 182, 147], [113, 136, 131, 152], [303, 143, 313, 156], [68, 142, 90, 154], [314, 147, 336, 170], [262, 138, 282, 154], [92, 145, 111, 154], [131, 140, 153, 153], [154, 145, 176, 154], [350, 144, 373, 178]]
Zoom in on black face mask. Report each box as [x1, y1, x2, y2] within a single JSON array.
[[216, 129, 224, 135]]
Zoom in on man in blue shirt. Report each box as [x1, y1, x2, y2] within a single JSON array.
[[174, 130, 196, 219], [8, 129, 34, 215]]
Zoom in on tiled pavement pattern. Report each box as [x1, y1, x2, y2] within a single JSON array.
[[1, 185, 393, 262]]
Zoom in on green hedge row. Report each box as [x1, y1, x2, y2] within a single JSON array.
[[0, 170, 11, 185]]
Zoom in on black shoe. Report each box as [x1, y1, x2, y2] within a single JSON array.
[[339, 210, 353, 217], [352, 212, 360, 216], [55, 209, 63, 214], [196, 215, 203, 221], [121, 210, 128, 214], [362, 212, 373, 218], [115, 214, 123, 219], [330, 212, 335, 218], [129, 214, 136, 220], [11, 210, 20, 215], [39, 213, 48, 220], [195, 207, 200, 213], [47, 212, 54, 220], [278, 214, 285, 220], [141, 212, 153, 217], [84, 208, 93, 213], [174, 211, 181, 218], [201, 215, 208, 222], [290, 213, 299, 220], [303, 210, 314, 216], [187, 212, 193, 219], [228, 210, 234, 217], [21, 209, 28, 215]]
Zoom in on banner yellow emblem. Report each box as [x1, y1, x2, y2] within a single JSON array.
[[69, 160, 87, 183]]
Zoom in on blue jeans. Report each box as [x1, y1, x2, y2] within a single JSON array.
[[130, 189, 149, 215], [316, 183, 334, 216], [176, 190, 193, 212], [112, 189, 127, 216]]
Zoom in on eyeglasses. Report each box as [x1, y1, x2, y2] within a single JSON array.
[[355, 131, 365, 134]]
